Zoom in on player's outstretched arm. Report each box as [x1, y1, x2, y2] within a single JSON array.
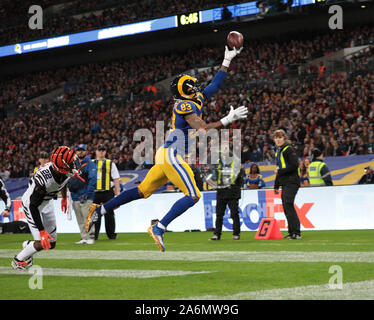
[[185, 105, 248, 131], [203, 46, 243, 100], [185, 113, 222, 131]]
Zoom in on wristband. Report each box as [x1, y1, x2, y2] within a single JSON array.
[[222, 58, 231, 68], [220, 116, 230, 127]]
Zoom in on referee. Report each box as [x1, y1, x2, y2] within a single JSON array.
[[273, 129, 301, 240], [92, 144, 120, 240]]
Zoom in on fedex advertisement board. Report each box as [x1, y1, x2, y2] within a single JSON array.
[[1, 184, 374, 233]]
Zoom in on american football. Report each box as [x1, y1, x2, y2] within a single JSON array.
[[227, 31, 244, 49]]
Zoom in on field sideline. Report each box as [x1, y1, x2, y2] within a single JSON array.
[[1, 230, 374, 300]]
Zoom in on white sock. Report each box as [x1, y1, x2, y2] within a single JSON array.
[[16, 241, 37, 261], [157, 222, 166, 230]]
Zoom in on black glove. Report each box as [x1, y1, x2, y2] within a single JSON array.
[[79, 194, 88, 204]]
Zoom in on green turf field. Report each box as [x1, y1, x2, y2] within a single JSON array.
[[1, 230, 374, 300]]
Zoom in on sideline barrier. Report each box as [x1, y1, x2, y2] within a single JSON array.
[[4, 155, 374, 200], [1, 184, 374, 233]]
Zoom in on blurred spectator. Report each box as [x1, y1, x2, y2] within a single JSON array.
[[318, 62, 326, 79], [308, 149, 333, 186], [298, 159, 310, 187], [249, 148, 262, 162], [0, 167, 11, 181], [30, 151, 50, 177], [358, 166, 374, 184]]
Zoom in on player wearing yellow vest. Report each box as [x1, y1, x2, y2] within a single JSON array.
[[273, 129, 301, 240], [308, 149, 333, 186]]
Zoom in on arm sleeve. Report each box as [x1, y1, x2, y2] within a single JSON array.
[[274, 174, 280, 190], [320, 165, 333, 186], [111, 162, 120, 180], [202, 70, 227, 99], [235, 169, 245, 187], [29, 182, 47, 231], [277, 148, 299, 177], [0, 179, 11, 211]]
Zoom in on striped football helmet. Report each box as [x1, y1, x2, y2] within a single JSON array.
[[170, 74, 201, 100], [50, 146, 78, 174]]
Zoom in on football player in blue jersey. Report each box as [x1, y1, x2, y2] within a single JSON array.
[[86, 45, 248, 251]]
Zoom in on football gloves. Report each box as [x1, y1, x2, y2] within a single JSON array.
[[220, 105, 248, 126], [222, 45, 243, 68], [79, 194, 88, 204], [61, 196, 67, 213], [39, 230, 54, 250]]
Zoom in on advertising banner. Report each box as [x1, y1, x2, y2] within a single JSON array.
[[1, 184, 374, 233]]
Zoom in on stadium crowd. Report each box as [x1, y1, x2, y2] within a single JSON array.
[[0, 23, 374, 179], [0, 0, 236, 46], [2, 24, 374, 108]]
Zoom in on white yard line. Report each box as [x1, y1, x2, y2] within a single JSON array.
[[1, 249, 374, 262], [0, 266, 211, 279], [182, 280, 374, 300]]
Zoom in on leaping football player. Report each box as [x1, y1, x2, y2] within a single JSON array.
[[11, 146, 78, 270], [86, 46, 248, 251]]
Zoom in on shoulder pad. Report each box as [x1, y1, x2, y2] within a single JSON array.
[[174, 101, 197, 115]]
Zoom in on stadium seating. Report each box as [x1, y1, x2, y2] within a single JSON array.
[[0, 22, 374, 179], [0, 0, 234, 46]]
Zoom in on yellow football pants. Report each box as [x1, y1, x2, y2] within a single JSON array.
[[138, 147, 201, 199]]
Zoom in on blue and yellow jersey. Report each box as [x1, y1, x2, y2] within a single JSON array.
[[164, 69, 227, 155], [164, 92, 205, 154], [137, 70, 227, 201], [245, 174, 265, 188]]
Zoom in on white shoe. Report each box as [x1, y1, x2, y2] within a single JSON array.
[[86, 239, 95, 244], [75, 239, 87, 244]]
